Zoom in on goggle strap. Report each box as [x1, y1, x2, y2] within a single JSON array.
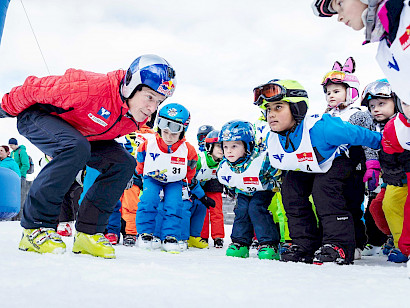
[[285, 89, 308, 99]]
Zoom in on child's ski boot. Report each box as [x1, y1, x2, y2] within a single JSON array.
[[387, 248, 409, 263], [72, 232, 115, 259], [138, 233, 153, 249], [280, 244, 313, 264], [187, 236, 209, 249], [226, 243, 249, 258], [162, 236, 180, 253], [258, 244, 280, 260], [19, 228, 66, 254], [313, 244, 352, 265], [104, 233, 118, 245], [362, 244, 381, 256], [123, 234, 137, 247], [57, 222, 73, 237], [214, 238, 224, 249]]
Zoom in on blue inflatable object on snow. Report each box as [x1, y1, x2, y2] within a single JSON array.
[[0, 166, 21, 220]]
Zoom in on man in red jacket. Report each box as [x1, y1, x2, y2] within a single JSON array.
[[0, 54, 176, 258]]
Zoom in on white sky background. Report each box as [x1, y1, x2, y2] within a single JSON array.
[[0, 0, 383, 169]]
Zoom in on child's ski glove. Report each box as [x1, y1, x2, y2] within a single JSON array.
[[200, 195, 216, 208], [363, 160, 381, 191]]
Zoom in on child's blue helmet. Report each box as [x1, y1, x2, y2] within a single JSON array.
[[157, 103, 190, 134], [204, 130, 220, 154], [197, 125, 215, 144], [219, 120, 255, 154], [121, 54, 176, 99]]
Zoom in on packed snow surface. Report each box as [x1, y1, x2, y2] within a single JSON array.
[[0, 221, 409, 308]]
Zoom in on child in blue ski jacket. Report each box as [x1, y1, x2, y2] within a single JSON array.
[[217, 120, 282, 260], [254, 79, 382, 265], [136, 103, 197, 253]]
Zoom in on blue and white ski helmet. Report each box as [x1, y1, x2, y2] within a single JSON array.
[[218, 120, 255, 154], [157, 103, 191, 133], [121, 54, 176, 99]]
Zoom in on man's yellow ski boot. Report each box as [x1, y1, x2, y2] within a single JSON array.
[[72, 232, 116, 259], [18, 228, 66, 254]]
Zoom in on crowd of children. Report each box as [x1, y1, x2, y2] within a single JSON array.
[[2, 0, 410, 266]]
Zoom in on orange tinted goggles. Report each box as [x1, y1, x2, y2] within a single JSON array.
[[321, 71, 346, 85], [253, 83, 286, 106]]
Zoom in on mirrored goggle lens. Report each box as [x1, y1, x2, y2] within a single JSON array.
[[321, 71, 346, 85], [158, 118, 183, 133], [253, 84, 284, 105], [363, 82, 392, 99]]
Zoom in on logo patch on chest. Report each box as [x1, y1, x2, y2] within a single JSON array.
[[296, 152, 313, 162], [97, 107, 111, 119], [243, 177, 259, 185], [400, 25, 410, 51], [221, 176, 231, 183], [171, 157, 185, 165], [88, 113, 108, 127], [149, 153, 160, 161]]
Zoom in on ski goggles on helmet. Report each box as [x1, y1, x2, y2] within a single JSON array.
[[157, 117, 184, 133], [362, 81, 393, 99], [253, 83, 308, 106], [197, 134, 207, 142], [321, 71, 347, 86], [361, 81, 394, 107]]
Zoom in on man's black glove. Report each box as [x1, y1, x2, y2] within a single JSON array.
[[0, 105, 14, 118], [200, 195, 216, 209]]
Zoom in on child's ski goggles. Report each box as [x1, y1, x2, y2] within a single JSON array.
[[197, 134, 207, 142], [157, 117, 184, 133], [362, 81, 393, 100], [321, 71, 347, 85], [253, 83, 307, 106]]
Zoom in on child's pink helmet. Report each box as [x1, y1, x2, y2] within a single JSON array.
[[321, 57, 360, 107]]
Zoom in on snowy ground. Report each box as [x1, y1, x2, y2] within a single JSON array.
[[0, 221, 409, 308]]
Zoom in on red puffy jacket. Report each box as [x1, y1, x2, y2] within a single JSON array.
[[1, 69, 146, 141]]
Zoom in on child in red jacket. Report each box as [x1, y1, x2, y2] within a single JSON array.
[[136, 103, 197, 253]]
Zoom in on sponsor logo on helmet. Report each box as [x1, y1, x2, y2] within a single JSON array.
[[221, 130, 231, 140], [157, 80, 175, 96], [171, 157, 185, 165], [200, 125, 209, 131], [167, 107, 178, 117], [400, 25, 410, 51], [97, 107, 111, 119], [243, 177, 259, 185], [296, 152, 313, 162]]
